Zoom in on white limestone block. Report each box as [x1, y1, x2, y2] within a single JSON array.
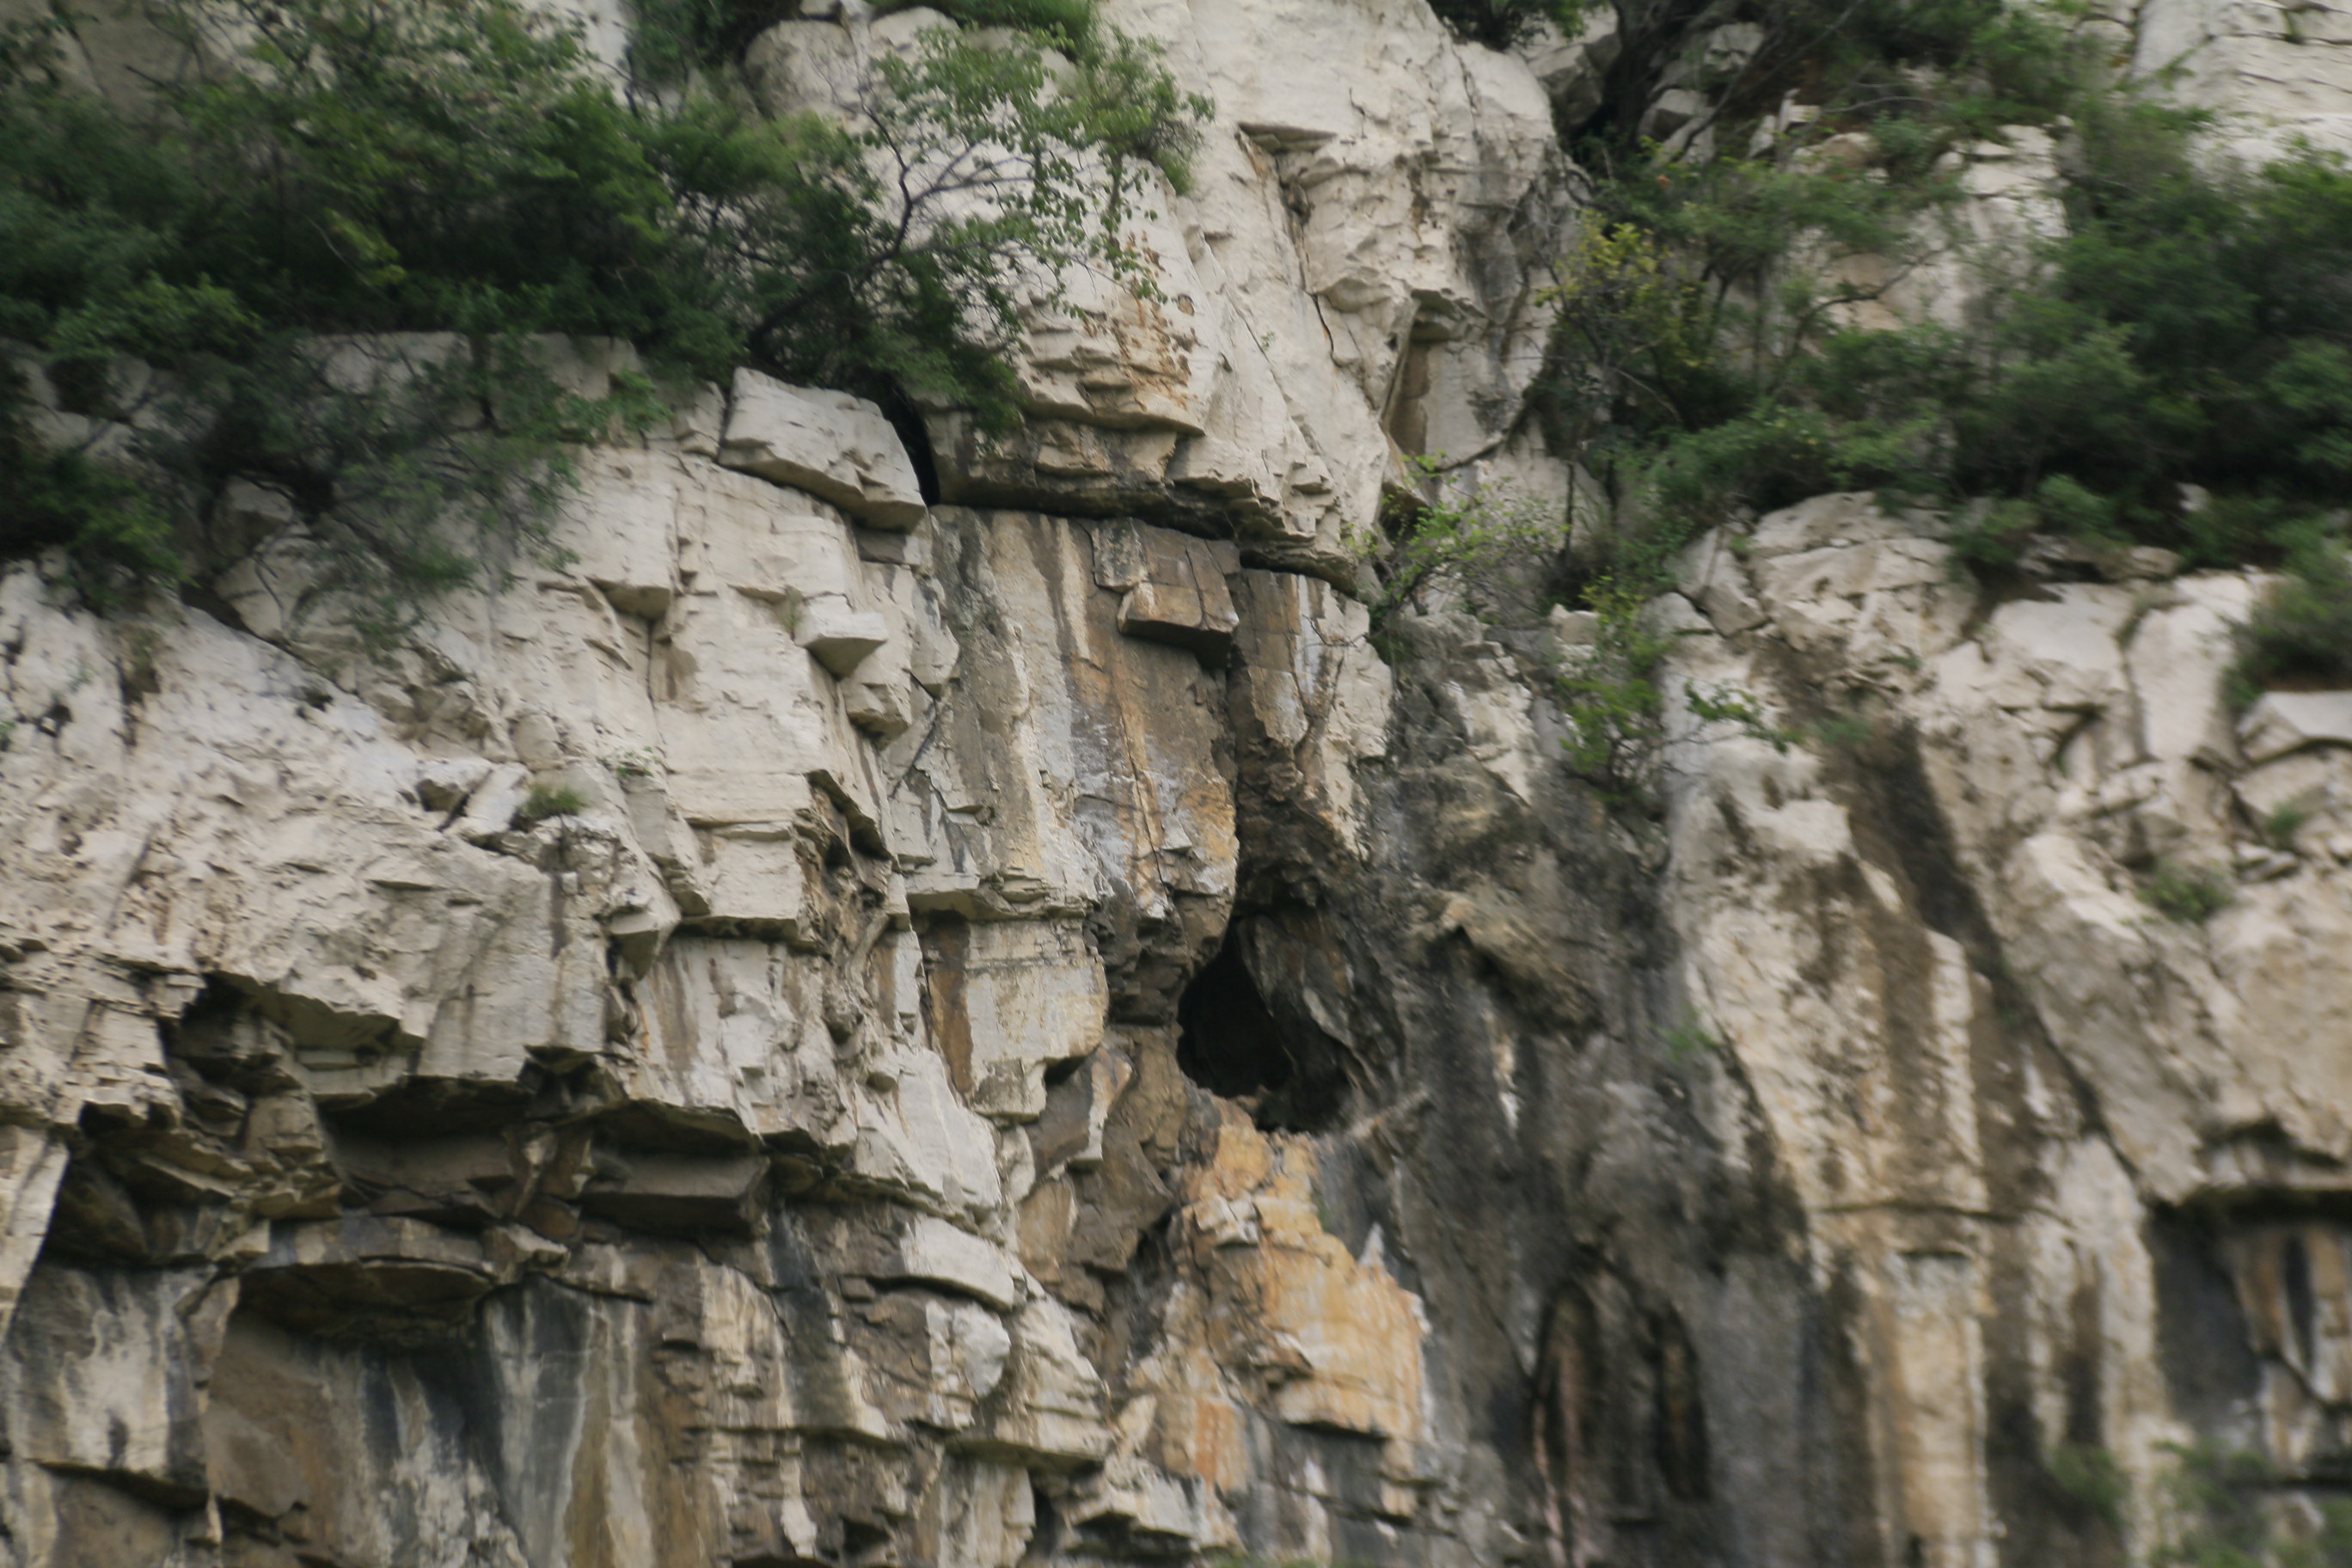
[[888, 1216, 1020, 1309], [2241, 690, 2352, 763], [719, 370, 926, 529]]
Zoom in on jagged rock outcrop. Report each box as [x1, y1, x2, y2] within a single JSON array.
[[0, 0, 1584, 1561], [1657, 492, 2352, 1565], [13, 0, 2352, 1563]]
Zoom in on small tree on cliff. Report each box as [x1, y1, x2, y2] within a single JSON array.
[[0, 0, 1208, 630]]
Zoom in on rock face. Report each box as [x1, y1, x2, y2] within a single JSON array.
[[11, 0, 2352, 1565], [0, 0, 1576, 1562]]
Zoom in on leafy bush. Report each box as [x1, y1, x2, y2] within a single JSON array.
[[2262, 799, 2314, 849], [1424, 0, 1593, 50], [2141, 861, 2235, 924], [2232, 538, 2352, 703], [519, 781, 590, 823], [631, 0, 1105, 74], [1361, 458, 1569, 628], [2048, 1442, 2128, 1530], [625, 0, 799, 80], [1555, 575, 1675, 799], [2145, 1443, 2352, 1568], [1547, 0, 2352, 603], [2053, 1440, 2352, 1568], [0, 0, 1207, 628], [1553, 579, 1797, 805]]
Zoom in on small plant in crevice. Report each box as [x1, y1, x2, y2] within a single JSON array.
[[2048, 1441, 2128, 1531], [2262, 799, 2316, 851], [2141, 860, 2236, 925], [518, 782, 590, 824], [1361, 456, 1571, 631], [604, 747, 661, 783], [1554, 574, 1675, 803], [1552, 574, 1791, 809], [1663, 1016, 1724, 1061], [1689, 679, 1799, 750], [1810, 711, 1875, 751]]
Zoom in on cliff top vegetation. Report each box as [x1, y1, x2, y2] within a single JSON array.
[[0, 0, 1206, 633]]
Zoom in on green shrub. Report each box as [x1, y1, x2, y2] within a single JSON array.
[[2131, 1442, 2352, 1568], [0, 0, 1207, 628], [926, 0, 1100, 42], [518, 781, 590, 823], [2263, 799, 2315, 849], [2231, 541, 2352, 705], [624, 0, 799, 79], [2049, 1442, 2128, 1530], [1811, 711, 1874, 750], [2141, 861, 2235, 924], [1424, 0, 1594, 50], [628, 0, 1105, 76], [1547, 0, 2352, 585], [1555, 574, 1675, 800], [1361, 457, 1569, 628]]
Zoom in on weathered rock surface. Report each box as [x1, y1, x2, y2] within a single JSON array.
[[14, 0, 2352, 1562], [1654, 491, 2352, 1565], [744, 0, 1569, 580]]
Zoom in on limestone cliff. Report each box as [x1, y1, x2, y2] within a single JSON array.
[[6, 0, 2352, 1565]]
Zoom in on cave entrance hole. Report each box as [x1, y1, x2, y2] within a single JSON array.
[[1174, 924, 1351, 1133]]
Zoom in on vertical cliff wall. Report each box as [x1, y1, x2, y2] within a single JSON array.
[[8, 0, 2352, 1563]]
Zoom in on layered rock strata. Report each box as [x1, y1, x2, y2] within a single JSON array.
[[14, 0, 2352, 1563]]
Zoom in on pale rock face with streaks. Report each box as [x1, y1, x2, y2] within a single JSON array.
[[9, 0, 2352, 1561]]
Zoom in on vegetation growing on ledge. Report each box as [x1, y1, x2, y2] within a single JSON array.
[[1520, 0, 2352, 692], [1424, 0, 1594, 49], [0, 0, 1206, 631], [1361, 456, 1567, 629], [2140, 859, 2235, 924], [2231, 534, 2352, 705]]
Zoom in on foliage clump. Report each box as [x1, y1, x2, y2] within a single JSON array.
[[1362, 457, 1569, 629], [2232, 535, 2352, 701], [1546, 0, 2352, 597], [0, 0, 1206, 631], [2048, 1441, 2128, 1530], [2141, 860, 2235, 924], [518, 781, 591, 824], [1424, 0, 1594, 50], [1549, 576, 1788, 805], [1554, 575, 1675, 798], [2148, 1442, 2352, 1567]]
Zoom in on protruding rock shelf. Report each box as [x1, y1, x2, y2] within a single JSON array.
[[12, 0, 2352, 1559]]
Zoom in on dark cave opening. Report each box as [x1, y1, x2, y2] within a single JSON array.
[[1174, 927, 1350, 1132]]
